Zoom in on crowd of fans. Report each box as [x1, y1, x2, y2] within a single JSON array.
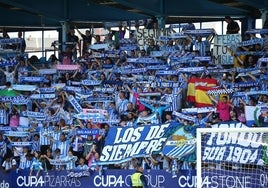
[[0, 18, 267, 177]]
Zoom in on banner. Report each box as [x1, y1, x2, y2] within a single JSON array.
[[139, 92, 162, 97], [213, 34, 241, 65], [245, 28, 268, 34], [38, 68, 57, 75], [89, 43, 109, 50], [135, 112, 159, 125], [20, 76, 48, 83], [11, 97, 29, 105], [139, 98, 170, 105], [99, 123, 175, 165], [162, 124, 196, 161], [12, 84, 37, 91], [56, 65, 80, 71], [10, 142, 32, 146], [83, 109, 108, 116], [176, 67, 205, 73], [84, 97, 114, 103], [233, 82, 259, 88], [238, 38, 265, 47], [202, 122, 264, 165], [30, 94, 56, 99], [245, 105, 262, 126], [0, 95, 25, 103], [202, 168, 268, 188], [0, 169, 198, 188], [23, 111, 46, 119], [0, 38, 23, 44], [128, 68, 147, 74], [233, 90, 267, 97], [172, 111, 195, 122], [182, 107, 215, 114], [128, 58, 163, 64], [66, 86, 82, 93], [73, 113, 104, 120], [68, 95, 83, 113], [2, 168, 268, 188], [75, 128, 103, 136], [156, 70, 178, 76], [183, 29, 215, 36], [4, 131, 29, 137], [81, 80, 102, 86], [38, 87, 56, 93], [92, 88, 115, 93]]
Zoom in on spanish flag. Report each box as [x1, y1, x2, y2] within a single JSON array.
[[195, 86, 217, 107], [186, 78, 217, 103]]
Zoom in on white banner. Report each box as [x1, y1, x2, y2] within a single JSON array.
[[213, 34, 241, 65]]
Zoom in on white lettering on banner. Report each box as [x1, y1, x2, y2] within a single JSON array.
[[17, 175, 81, 187], [178, 176, 196, 188], [94, 175, 125, 187], [145, 124, 169, 140], [17, 176, 45, 187], [101, 138, 167, 161], [213, 34, 241, 65], [0, 180, 9, 188], [259, 174, 268, 187], [203, 122, 262, 164], [93, 174, 165, 188], [136, 29, 172, 47], [114, 124, 168, 144], [202, 176, 251, 188], [206, 123, 263, 148], [101, 124, 170, 162], [114, 127, 144, 143], [203, 146, 258, 163]]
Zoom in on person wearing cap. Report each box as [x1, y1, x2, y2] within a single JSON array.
[[130, 165, 148, 188], [225, 16, 240, 34]]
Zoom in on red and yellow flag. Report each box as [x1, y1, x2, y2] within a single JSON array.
[[186, 78, 217, 104]]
